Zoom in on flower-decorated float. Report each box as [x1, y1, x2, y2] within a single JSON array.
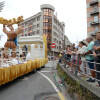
[[0, 16, 48, 86]]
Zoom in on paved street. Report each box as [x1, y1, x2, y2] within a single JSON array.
[[0, 61, 68, 100]]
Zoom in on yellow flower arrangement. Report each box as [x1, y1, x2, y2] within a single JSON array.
[[0, 16, 24, 25]]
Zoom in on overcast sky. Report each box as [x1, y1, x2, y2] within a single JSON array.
[[0, 0, 87, 47]]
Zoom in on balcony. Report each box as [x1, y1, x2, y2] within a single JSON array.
[[90, 21, 99, 25], [90, 10, 99, 15], [91, 31, 96, 36], [90, 0, 98, 6]]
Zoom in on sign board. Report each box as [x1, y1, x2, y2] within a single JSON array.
[[51, 43, 56, 48]]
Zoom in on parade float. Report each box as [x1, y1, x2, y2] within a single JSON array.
[[0, 16, 48, 86]]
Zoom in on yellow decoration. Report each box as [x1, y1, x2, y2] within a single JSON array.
[[0, 16, 24, 25], [42, 36, 47, 58], [0, 59, 48, 86]]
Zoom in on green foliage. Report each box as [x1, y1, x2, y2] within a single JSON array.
[[56, 64, 98, 100]]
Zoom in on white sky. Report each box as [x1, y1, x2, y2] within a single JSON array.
[[0, 0, 87, 47]]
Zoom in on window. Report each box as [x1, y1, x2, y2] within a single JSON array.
[[32, 31, 35, 35], [25, 28, 28, 31], [33, 18, 36, 22], [33, 25, 36, 29], [36, 30, 40, 34], [94, 6, 98, 11], [94, 16, 98, 22], [25, 34, 27, 36], [95, 26, 98, 32], [28, 33, 31, 36], [37, 17, 40, 21], [37, 23, 40, 27]]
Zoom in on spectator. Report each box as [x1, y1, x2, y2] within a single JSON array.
[[93, 32, 100, 87], [22, 45, 27, 52], [59, 53, 62, 63], [66, 45, 71, 63], [78, 41, 87, 75], [83, 36, 95, 82], [91, 33, 96, 42], [70, 48, 77, 72], [72, 43, 75, 51], [64, 46, 68, 68]]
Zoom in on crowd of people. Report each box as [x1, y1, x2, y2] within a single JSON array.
[[0, 45, 28, 67], [59, 31, 100, 87]]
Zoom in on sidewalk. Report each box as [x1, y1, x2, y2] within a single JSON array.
[[60, 64, 100, 99]]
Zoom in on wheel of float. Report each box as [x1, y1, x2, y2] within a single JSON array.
[[37, 67, 42, 70], [42, 65, 45, 68]]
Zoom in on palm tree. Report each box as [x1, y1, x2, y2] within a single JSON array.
[[0, 1, 5, 12]]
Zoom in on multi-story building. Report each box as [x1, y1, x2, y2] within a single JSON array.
[[86, 0, 100, 37], [64, 35, 72, 48], [19, 4, 65, 55]]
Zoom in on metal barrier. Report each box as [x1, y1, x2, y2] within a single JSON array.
[[60, 53, 100, 83]]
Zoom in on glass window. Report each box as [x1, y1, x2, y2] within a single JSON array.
[[37, 17, 40, 21], [25, 34, 27, 36], [28, 33, 30, 36], [94, 16, 98, 22], [33, 18, 36, 22], [95, 26, 98, 32], [33, 25, 36, 29], [36, 30, 40, 34], [32, 31, 35, 35], [94, 6, 98, 11], [37, 23, 40, 27]]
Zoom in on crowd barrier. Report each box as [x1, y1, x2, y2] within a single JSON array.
[[62, 54, 100, 83]]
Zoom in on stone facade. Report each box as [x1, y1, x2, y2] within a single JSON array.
[[64, 35, 72, 47]]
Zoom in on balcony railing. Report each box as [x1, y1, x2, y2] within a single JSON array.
[[90, 10, 99, 15], [90, 0, 98, 6], [90, 21, 99, 25], [90, 31, 97, 36]]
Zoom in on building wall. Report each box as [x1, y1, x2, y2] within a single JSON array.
[[52, 15, 65, 52], [19, 4, 65, 53], [86, 0, 100, 36], [20, 13, 42, 37], [64, 35, 72, 47]]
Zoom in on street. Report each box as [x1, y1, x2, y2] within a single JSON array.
[[0, 61, 67, 100]]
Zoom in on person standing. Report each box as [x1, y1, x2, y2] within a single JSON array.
[[78, 41, 87, 75], [83, 36, 95, 82], [93, 32, 100, 87]]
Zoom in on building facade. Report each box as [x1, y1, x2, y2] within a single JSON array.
[[64, 35, 72, 48], [19, 4, 65, 54], [86, 0, 100, 36]]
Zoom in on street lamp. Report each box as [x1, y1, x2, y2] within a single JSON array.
[[0, 1, 5, 12]]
